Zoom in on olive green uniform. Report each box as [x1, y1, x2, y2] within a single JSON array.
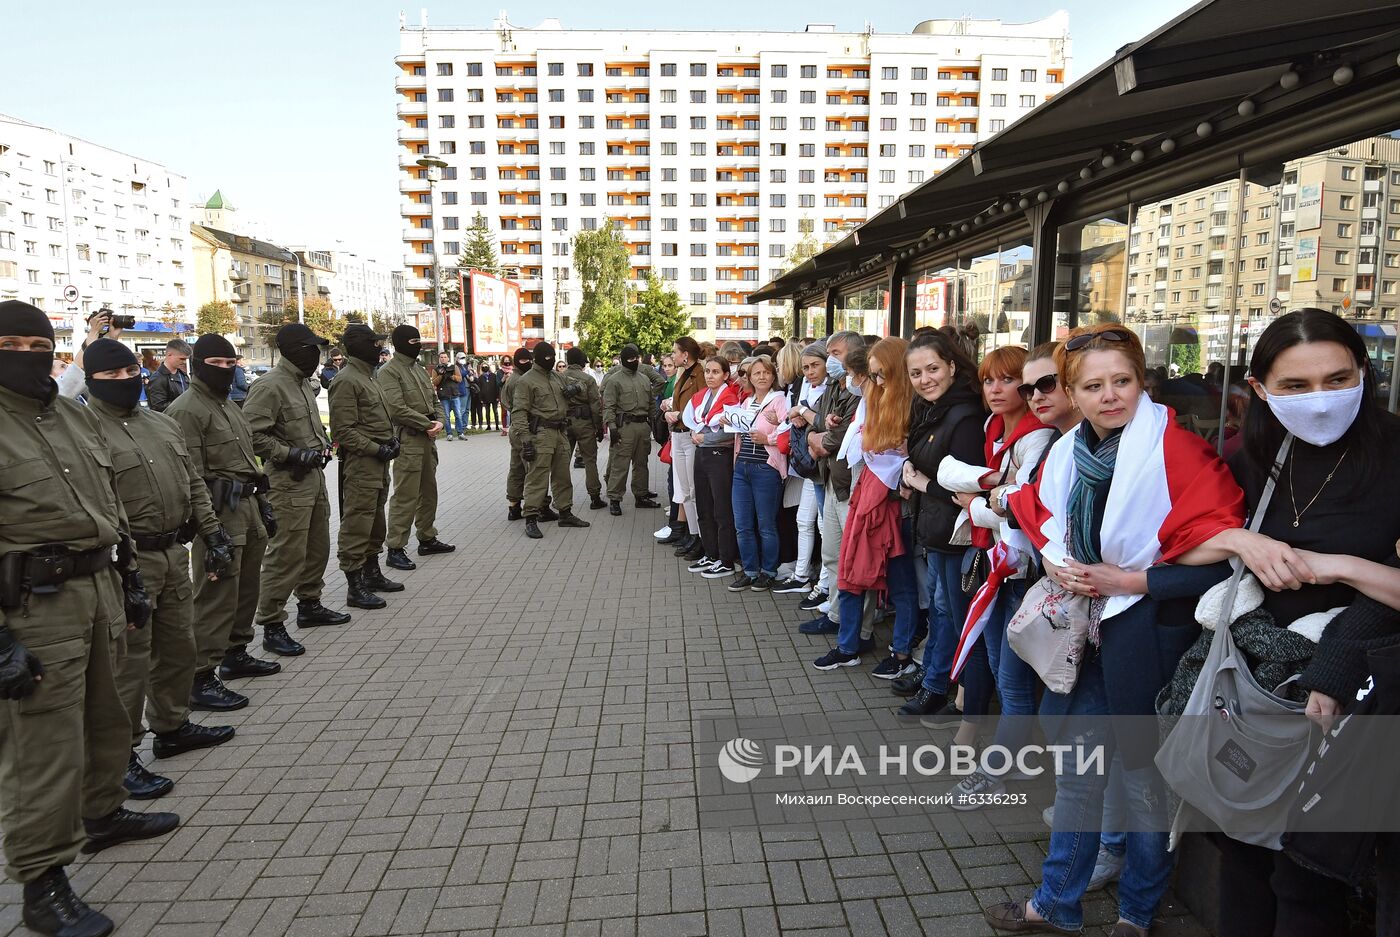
[[244, 357, 334, 626], [563, 364, 604, 501], [510, 367, 574, 517], [328, 357, 393, 570], [378, 354, 444, 549], [166, 377, 270, 676], [0, 386, 131, 883], [90, 397, 220, 748], [601, 367, 658, 504], [503, 372, 548, 508]]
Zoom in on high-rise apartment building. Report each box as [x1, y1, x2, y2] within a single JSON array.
[[320, 249, 409, 321], [396, 13, 1069, 344], [0, 113, 192, 351]]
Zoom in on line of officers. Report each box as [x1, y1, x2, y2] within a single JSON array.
[[0, 301, 453, 937], [502, 341, 667, 539]]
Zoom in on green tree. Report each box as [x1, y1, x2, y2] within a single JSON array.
[[1170, 341, 1202, 377], [572, 221, 630, 356], [196, 300, 238, 336], [628, 273, 689, 358], [436, 213, 501, 309]]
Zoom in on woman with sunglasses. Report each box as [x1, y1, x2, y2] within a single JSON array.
[[985, 324, 1244, 937]]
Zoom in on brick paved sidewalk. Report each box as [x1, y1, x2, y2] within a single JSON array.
[[0, 435, 1210, 937]]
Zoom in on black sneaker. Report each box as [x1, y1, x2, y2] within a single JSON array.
[[687, 556, 715, 573], [727, 573, 754, 592], [919, 702, 965, 727], [871, 655, 918, 680], [750, 574, 775, 592], [151, 720, 235, 759], [798, 615, 839, 634], [891, 667, 926, 696], [858, 636, 877, 654], [22, 867, 113, 937], [772, 578, 810, 595], [701, 562, 735, 580], [537, 504, 560, 522], [812, 648, 861, 671], [123, 752, 173, 800], [82, 806, 179, 854], [799, 590, 829, 611], [897, 686, 944, 717]]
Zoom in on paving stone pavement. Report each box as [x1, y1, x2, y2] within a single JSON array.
[[0, 432, 1211, 937]]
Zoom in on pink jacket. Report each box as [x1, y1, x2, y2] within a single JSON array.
[[732, 390, 790, 478]]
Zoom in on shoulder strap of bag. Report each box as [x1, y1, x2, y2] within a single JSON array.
[[1211, 434, 1294, 636]]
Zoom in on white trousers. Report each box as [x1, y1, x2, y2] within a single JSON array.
[[670, 431, 700, 534]]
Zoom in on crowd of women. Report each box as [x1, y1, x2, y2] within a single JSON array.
[[647, 309, 1400, 937]]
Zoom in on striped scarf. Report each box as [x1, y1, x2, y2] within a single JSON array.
[[1066, 424, 1121, 566]]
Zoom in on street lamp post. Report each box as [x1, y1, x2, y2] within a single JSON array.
[[416, 157, 449, 355]]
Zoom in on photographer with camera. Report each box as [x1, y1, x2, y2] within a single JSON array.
[[57, 307, 135, 399], [147, 337, 192, 413], [431, 351, 466, 441]]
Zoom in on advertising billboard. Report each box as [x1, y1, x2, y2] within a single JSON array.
[[1295, 235, 1319, 282], [914, 276, 949, 329], [463, 270, 522, 354], [1297, 182, 1324, 231]]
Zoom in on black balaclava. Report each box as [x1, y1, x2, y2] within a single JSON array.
[[84, 338, 143, 411], [277, 322, 327, 377], [192, 334, 238, 398], [565, 346, 587, 368], [620, 343, 641, 372], [512, 346, 532, 373], [391, 324, 421, 358], [0, 300, 57, 401], [532, 341, 556, 372], [342, 324, 384, 366]]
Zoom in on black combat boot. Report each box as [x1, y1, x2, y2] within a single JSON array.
[[386, 547, 417, 570], [346, 570, 386, 610], [152, 720, 235, 759], [417, 537, 455, 555], [123, 751, 173, 800], [261, 623, 305, 657], [507, 503, 523, 521], [658, 526, 684, 546], [589, 496, 608, 510], [189, 671, 248, 712], [362, 558, 405, 592], [537, 503, 559, 522], [573, 455, 585, 469], [524, 518, 543, 539], [82, 806, 179, 854], [296, 598, 350, 627], [673, 534, 699, 557], [219, 647, 282, 679], [635, 497, 662, 508], [609, 501, 623, 516], [22, 866, 113, 937], [557, 511, 590, 529]]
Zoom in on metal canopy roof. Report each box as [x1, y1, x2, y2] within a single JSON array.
[[751, 0, 1400, 304]]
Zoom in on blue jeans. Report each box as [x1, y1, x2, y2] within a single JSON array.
[[983, 578, 1040, 745], [443, 396, 467, 436], [1033, 656, 1173, 931], [1100, 752, 1127, 856], [733, 460, 782, 577], [837, 520, 918, 656], [920, 548, 970, 695]]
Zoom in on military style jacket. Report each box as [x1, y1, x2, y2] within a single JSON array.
[[562, 364, 604, 436], [165, 376, 266, 545], [328, 357, 393, 462], [244, 356, 332, 495], [88, 397, 220, 540], [377, 353, 445, 439], [601, 367, 658, 424], [509, 366, 569, 429]]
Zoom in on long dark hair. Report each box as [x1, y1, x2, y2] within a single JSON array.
[[1242, 307, 1389, 485], [909, 330, 978, 399]]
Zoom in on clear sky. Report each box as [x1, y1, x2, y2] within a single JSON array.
[[3, 0, 1194, 269]]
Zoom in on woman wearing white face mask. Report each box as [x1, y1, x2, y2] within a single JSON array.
[[1180, 308, 1400, 937]]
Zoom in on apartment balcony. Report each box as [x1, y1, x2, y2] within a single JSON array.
[[394, 53, 425, 65], [398, 152, 424, 169], [1154, 280, 1168, 290], [395, 73, 427, 91], [401, 200, 432, 217], [396, 101, 428, 118], [1205, 297, 1223, 309], [404, 252, 433, 268], [405, 277, 433, 291], [1365, 178, 1383, 192], [399, 177, 429, 194], [1360, 262, 1377, 275], [1207, 273, 1224, 284], [1157, 236, 1172, 247], [1209, 250, 1225, 261], [1357, 289, 1375, 302], [1363, 207, 1380, 220], [940, 131, 979, 145], [1278, 263, 1293, 275], [1210, 225, 1228, 237], [1154, 257, 1169, 268], [397, 126, 428, 144], [403, 226, 433, 241]]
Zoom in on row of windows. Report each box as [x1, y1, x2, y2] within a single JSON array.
[[429, 139, 970, 159], [427, 62, 1056, 82], [429, 113, 994, 134], [424, 87, 1021, 107]]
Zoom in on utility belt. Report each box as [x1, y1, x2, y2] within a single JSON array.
[[206, 475, 269, 513], [566, 406, 593, 420], [0, 544, 116, 609], [530, 417, 569, 432], [133, 529, 182, 552], [273, 448, 333, 481], [620, 413, 651, 424]]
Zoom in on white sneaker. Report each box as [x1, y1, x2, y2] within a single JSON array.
[[949, 770, 1007, 811], [1086, 845, 1124, 892], [653, 524, 671, 539], [702, 562, 736, 580]]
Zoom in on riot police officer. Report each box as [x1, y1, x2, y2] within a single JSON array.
[[329, 324, 404, 608], [562, 346, 606, 510], [511, 342, 591, 539], [166, 334, 280, 712], [602, 343, 664, 514], [503, 345, 554, 522], [0, 301, 178, 937], [83, 338, 238, 801], [244, 323, 352, 656]]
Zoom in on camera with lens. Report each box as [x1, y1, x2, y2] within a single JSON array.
[[110, 314, 137, 329], [436, 364, 454, 376]]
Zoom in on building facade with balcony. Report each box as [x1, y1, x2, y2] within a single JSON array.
[[191, 223, 298, 361], [0, 112, 192, 351], [396, 13, 1069, 343]]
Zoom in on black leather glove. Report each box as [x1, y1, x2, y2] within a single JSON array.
[[522, 440, 537, 463], [375, 442, 398, 462], [176, 516, 198, 544], [287, 447, 321, 467], [203, 527, 235, 579], [123, 568, 151, 630], [609, 427, 620, 445], [256, 494, 277, 538], [0, 627, 45, 700], [596, 428, 605, 443]]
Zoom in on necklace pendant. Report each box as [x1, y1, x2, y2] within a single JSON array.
[[1293, 519, 1300, 528]]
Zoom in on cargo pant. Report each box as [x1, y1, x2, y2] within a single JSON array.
[[256, 470, 332, 626], [523, 427, 573, 518], [507, 423, 549, 508], [338, 456, 389, 571], [0, 569, 130, 882], [387, 434, 438, 549], [191, 498, 266, 675], [569, 417, 601, 501], [606, 421, 652, 504], [117, 544, 195, 747]]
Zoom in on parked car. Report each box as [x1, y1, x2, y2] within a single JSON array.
[[248, 364, 274, 380]]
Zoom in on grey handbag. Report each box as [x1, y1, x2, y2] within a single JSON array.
[[1155, 435, 1316, 850]]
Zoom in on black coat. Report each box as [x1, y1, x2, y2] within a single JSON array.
[[145, 364, 188, 413], [905, 386, 985, 552], [477, 370, 501, 404]]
